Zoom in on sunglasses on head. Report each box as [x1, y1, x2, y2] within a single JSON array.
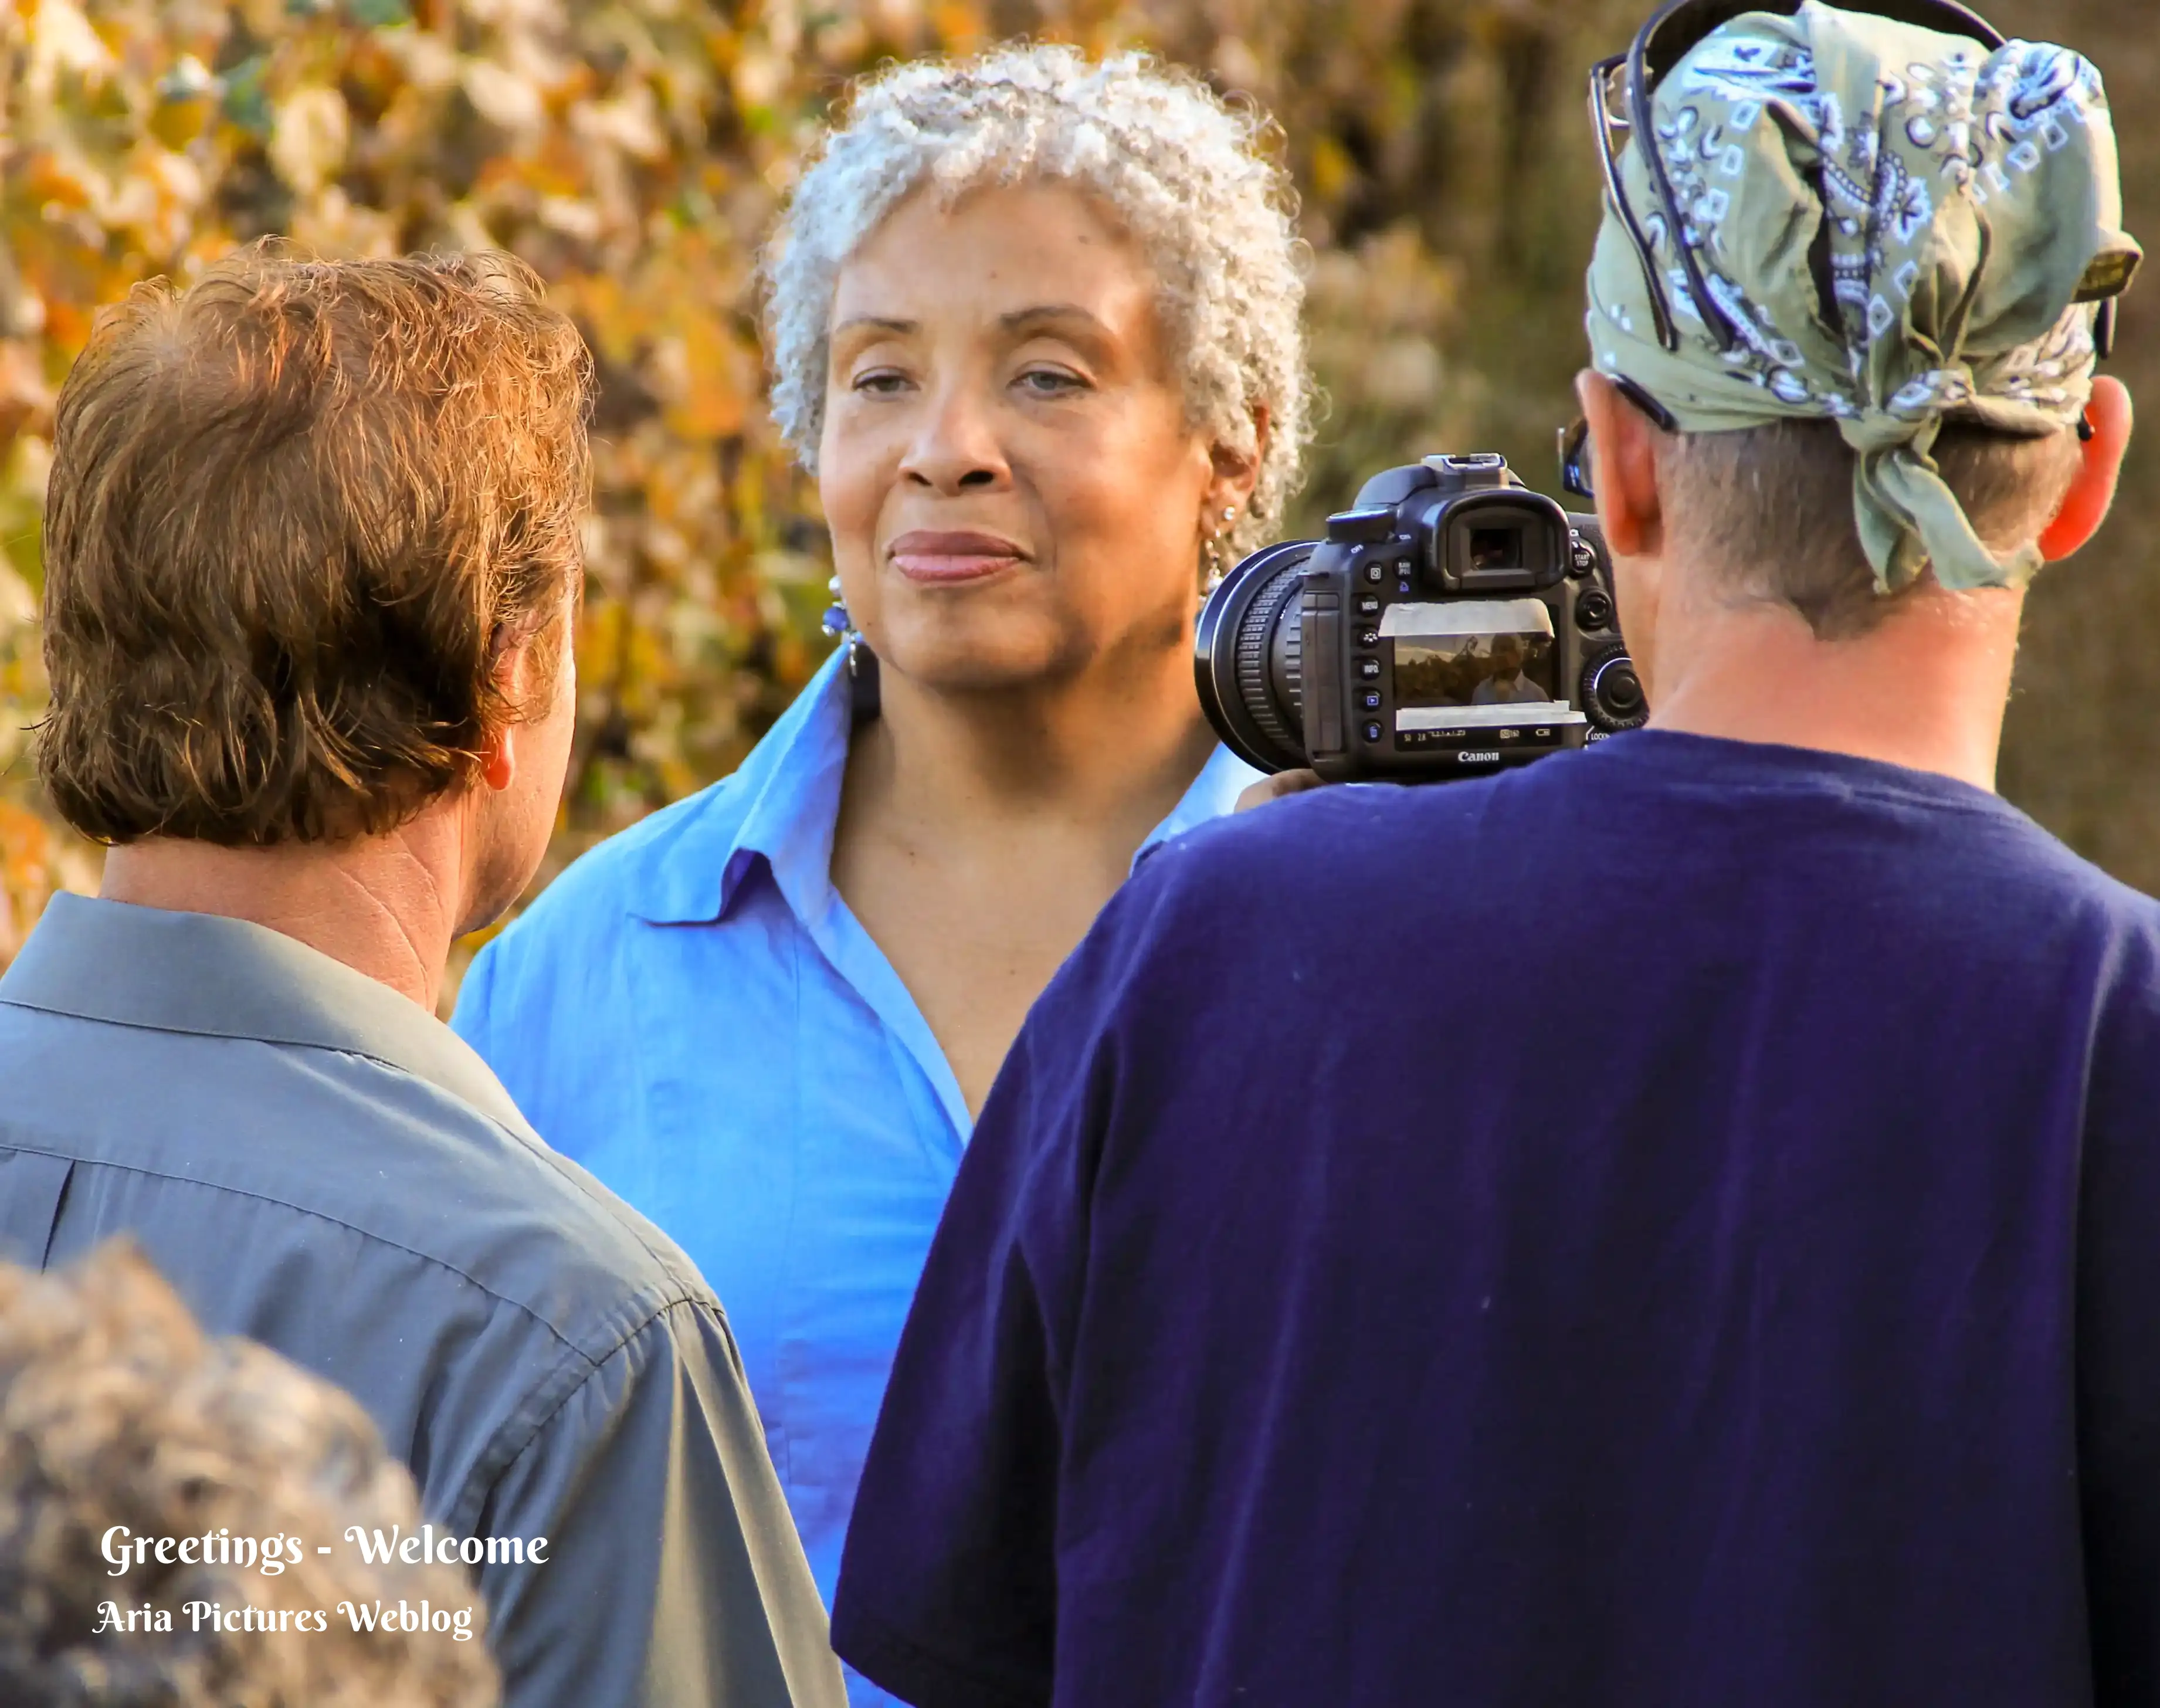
[[1561, 0, 2118, 502], [1592, 0, 2010, 358]]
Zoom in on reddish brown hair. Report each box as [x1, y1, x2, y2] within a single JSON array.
[[38, 245, 594, 845]]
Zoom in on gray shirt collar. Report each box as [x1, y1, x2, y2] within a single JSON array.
[[0, 892, 534, 1137]]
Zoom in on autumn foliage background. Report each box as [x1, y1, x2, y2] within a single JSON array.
[[2, 0, 2156, 987]]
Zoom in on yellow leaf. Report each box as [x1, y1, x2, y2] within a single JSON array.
[[661, 313, 750, 440], [462, 58, 545, 133], [271, 86, 351, 196]]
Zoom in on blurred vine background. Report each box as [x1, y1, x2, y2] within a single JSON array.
[[1, 0, 2155, 991]]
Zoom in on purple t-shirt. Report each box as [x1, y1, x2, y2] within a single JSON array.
[[834, 731, 2160, 1708]]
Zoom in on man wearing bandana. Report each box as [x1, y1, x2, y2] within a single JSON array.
[[830, 6, 2159, 1706]]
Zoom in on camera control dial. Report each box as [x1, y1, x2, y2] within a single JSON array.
[[1581, 646, 1648, 733]]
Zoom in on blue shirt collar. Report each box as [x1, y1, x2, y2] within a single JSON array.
[[630, 646, 1260, 926], [725, 650, 856, 927]]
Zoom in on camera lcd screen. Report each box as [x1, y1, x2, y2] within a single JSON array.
[[1393, 631, 1558, 710], [1468, 526, 1525, 572], [1378, 598, 1572, 728]]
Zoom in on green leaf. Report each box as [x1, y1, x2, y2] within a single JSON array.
[[345, 0, 413, 25], [221, 55, 274, 138]]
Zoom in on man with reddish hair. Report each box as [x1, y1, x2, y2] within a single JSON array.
[[0, 246, 843, 1708]]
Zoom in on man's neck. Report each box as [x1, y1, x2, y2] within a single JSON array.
[[99, 820, 467, 1013], [1642, 580, 2026, 792]]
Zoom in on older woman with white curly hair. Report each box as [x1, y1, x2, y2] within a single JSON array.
[[453, 44, 1311, 1701]]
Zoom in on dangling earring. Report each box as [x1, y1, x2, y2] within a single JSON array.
[[1203, 504, 1240, 589], [1204, 505, 1240, 588], [823, 574, 880, 722], [820, 574, 851, 640]]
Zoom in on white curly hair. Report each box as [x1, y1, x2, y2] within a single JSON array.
[[761, 42, 1313, 556]]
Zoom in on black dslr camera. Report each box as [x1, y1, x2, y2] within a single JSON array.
[[1195, 453, 1643, 781]]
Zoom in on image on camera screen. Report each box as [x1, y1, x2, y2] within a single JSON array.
[[1393, 631, 1557, 710], [1381, 599, 1575, 730]]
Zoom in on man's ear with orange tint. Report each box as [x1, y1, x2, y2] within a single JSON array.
[[2039, 375, 2133, 563]]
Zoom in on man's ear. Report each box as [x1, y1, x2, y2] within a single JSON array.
[[479, 724, 516, 792], [2039, 375, 2132, 563], [1575, 371, 1667, 560], [476, 624, 544, 794]]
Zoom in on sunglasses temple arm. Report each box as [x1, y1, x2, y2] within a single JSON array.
[[1588, 62, 1682, 354]]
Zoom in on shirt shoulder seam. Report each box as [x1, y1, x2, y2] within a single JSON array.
[[0, 1139, 706, 1365], [0, 996, 510, 1111], [459, 1296, 717, 1534], [0, 1004, 717, 1306]]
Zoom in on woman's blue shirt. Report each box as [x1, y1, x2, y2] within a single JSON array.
[[452, 647, 1259, 1704]]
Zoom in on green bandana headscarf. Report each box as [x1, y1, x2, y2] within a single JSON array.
[[1586, 1, 2141, 593]]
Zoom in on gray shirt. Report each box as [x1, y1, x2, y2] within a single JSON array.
[[0, 893, 846, 1708]]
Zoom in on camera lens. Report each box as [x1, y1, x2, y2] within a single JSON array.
[[1193, 541, 1318, 774], [1582, 647, 1648, 732]]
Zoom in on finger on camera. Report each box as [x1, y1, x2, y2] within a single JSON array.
[[1235, 770, 1325, 812]]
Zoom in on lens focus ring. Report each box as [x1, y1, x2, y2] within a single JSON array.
[[1235, 567, 1306, 758]]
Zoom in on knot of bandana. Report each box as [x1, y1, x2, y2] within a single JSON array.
[[1586, 0, 2140, 594]]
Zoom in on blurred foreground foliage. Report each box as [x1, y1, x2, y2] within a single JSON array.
[[2, 0, 2155, 978]]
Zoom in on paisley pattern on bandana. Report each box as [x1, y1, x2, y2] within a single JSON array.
[[1586, 1, 2140, 594]]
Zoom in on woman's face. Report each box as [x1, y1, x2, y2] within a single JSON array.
[[819, 181, 1247, 693]]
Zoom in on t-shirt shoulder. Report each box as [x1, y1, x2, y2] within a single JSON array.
[[1119, 744, 2160, 988], [1124, 778, 1482, 921]]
